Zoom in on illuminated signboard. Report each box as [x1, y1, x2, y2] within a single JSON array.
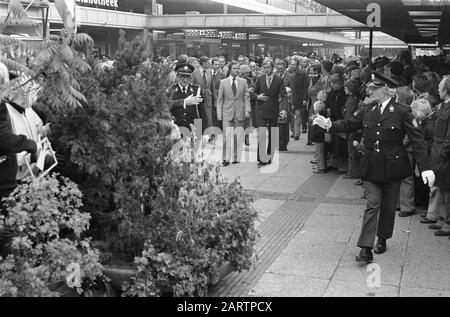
[[76, 0, 119, 9]]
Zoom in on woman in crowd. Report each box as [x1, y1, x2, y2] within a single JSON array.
[[342, 78, 363, 179], [326, 74, 348, 174]]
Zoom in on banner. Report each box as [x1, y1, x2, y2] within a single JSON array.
[[54, 0, 77, 34]]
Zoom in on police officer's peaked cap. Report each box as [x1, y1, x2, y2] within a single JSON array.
[[332, 53, 343, 64], [374, 56, 390, 68], [367, 71, 399, 89], [175, 63, 194, 76], [307, 52, 317, 59]]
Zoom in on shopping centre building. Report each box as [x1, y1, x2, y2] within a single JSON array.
[[3, 0, 445, 60]]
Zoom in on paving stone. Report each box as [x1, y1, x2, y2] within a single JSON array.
[[257, 176, 307, 194], [399, 286, 450, 297], [324, 280, 399, 297], [299, 226, 354, 244], [280, 240, 347, 261], [253, 199, 286, 229], [333, 259, 403, 287], [266, 254, 340, 279], [404, 246, 450, 269], [313, 203, 365, 217], [302, 214, 360, 231], [401, 266, 450, 290], [248, 273, 328, 297], [327, 176, 365, 200]]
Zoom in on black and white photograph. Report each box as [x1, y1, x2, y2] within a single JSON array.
[[0, 0, 450, 303]]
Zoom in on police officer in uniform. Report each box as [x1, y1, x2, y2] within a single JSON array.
[[170, 63, 205, 132], [314, 72, 435, 263]]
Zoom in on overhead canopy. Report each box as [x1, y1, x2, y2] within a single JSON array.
[[314, 0, 450, 45]]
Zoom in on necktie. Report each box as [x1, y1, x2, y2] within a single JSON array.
[[232, 77, 237, 97], [183, 87, 187, 95], [203, 70, 207, 84], [267, 76, 272, 89]]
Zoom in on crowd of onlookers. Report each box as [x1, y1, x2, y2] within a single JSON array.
[[165, 49, 450, 239]]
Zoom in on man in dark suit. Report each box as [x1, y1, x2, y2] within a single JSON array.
[[276, 59, 293, 151], [170, 63, 204, 135], [289, 58, 310, 139], [254, 60, 288, 166], [192, 56, 216, 134], [313, 72, 435, 263], [212, 57, 226, 130]]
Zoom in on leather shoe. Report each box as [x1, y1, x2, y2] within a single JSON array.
[[398, 211, 415, 217], [420, 218, 436, 224], [294, 137, 300, 141], [434, 230, 450, 237], [374, 238, 386, 254], [232, 161, 239, 165], [429, 224, 442, 230], [310, 160, 318, 164], [222, 161, 230, 167], [355, 248, 373, 263]]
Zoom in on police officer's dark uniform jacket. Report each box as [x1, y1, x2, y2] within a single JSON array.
[[329, 94, 430, 184], [170, 83, 204, 129]]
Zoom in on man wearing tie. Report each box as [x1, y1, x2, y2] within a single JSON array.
[[217, 62, 251, 166], [254, 60, 288, 167], [192, 56, 215, 134], [212, 57, 226, 130], [313, 72, 435, 263]]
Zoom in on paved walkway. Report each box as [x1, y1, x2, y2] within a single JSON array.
[[208, 134, 450, 297]]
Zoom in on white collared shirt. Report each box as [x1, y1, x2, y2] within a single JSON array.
[[229, 76, 239, 90], [380, 98, 392, 114]]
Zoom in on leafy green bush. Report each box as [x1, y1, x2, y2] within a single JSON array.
[[122, 139, 258, 297], [0, 175, 104, 297], [40, 33, 258, 296], [40, 34, 175, 258]]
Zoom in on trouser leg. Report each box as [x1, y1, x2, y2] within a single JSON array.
[[357, 181, 383, 248], [279, 122, 289, 150], [400, 153, 416, 212], [293, 110, 301, 138], [300, 105, 308, 132], [426, 186, 440, 221], [438, 189, 450, 233], [316, 143, 326, 171], [377, 182, 401, 240], [233, 117, 245, 162], [223, 120, 233, 162]]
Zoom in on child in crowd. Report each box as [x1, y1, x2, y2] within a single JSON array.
[[310, 90, 328, 173]]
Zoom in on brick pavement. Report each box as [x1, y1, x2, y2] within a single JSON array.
[[208, 133, 450, 297]]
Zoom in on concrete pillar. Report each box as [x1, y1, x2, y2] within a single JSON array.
[[223, 4, 228, 14], [144, 0, 156, 15]]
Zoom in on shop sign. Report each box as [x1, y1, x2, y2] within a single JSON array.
[[302, 42, 324, 47], [75, 0, 119, 9]]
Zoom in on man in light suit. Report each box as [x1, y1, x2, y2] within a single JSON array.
[[192, 56, 216, 134], [217, 61, 251, 166], [254, 60, 288, 166]]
